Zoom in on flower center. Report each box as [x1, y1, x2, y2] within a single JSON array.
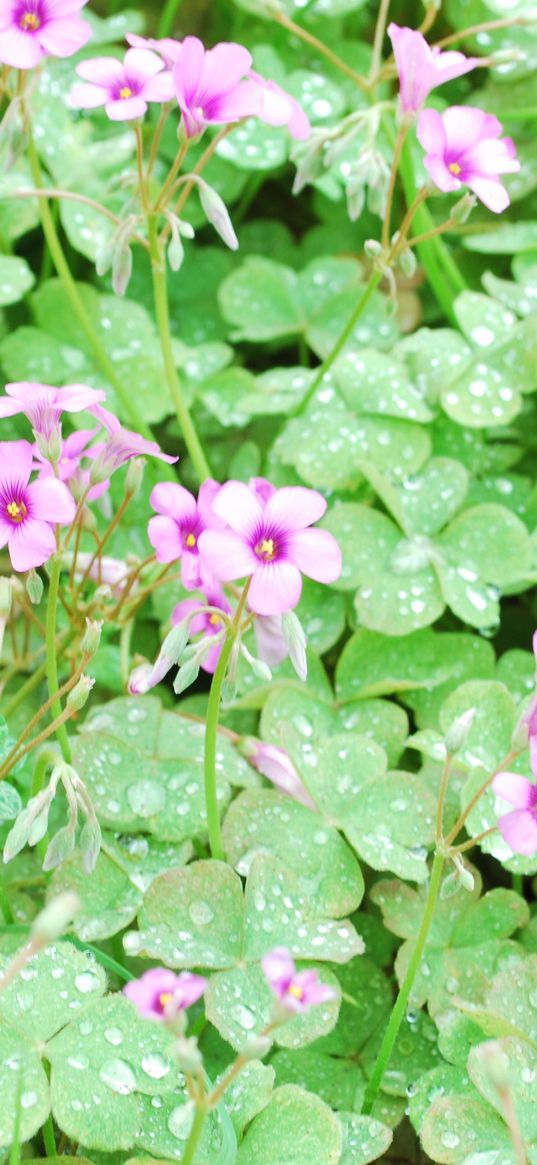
[[449, 162, 462, 176], [185, 533, 197, 548], [119, 86, 133, 99], [209, 613, 222, 627], [6, 500, 27, 524], [159, 992, 173, 1008], [255, 537, 276, 562], [288, 983, 303, 1000], [19, 10, 41, 29]]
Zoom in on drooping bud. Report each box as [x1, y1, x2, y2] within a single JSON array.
[[195, 177, 239, 251], [26, 570, 43, 605], [66, 675, 95, 713], [240, 643, 272, 683], [80, 619, 102, 657], [31, 891, 80, 942], [281, 611, 307, 682], [444, 708, 476, 756], [450, 192, 477, 225], [124, 457, 145, 497]]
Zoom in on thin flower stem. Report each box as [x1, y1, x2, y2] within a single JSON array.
[[290, 269, 383, 418], [24, 124, 153, 439], [444, 748, 520, 848], [435, 14, 535, 49], [169, 125, 233, 223], [0, 881, 14, 925], [179, 1102, 206, 1165], [370, 0, 392, 82], [435, 753, 453, 843], [272, 9, 369, 90], [154, 141, 188, 212], [74, 492, 134, 596], [147, 106, 171, 178], [204, 582, 251, 860], [0, 649, 90, 781], [9, 187, 149, 249], [451, 826, 498, 855], [135, 124, 149, 211], [361, 849, 445, 1115], [382, 123, 408, 251], [395, 187, 429, 248], [46, 555, 71, 764], [408, 218, 460, 249], [147, 214, 212, 482]]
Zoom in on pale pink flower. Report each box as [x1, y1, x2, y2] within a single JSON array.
[[124, 967, 207, 1021], [248, 476, 276, 506], [245, 739, 316, 809], [0, 382, 105, 443], [71, 48, 174, 121], [262, 947, 336, 1013], [417, 106, 519, 213], [0, 440, 75, 571], [388, 23, 478, 115], [88, 406, 177, 482], [0, 0, 90, 69], [126, 31, 182, 67], [197, 481, 342, 617], [493, 771, 537, 856], [172, 591, 231, 674], [148, 480, 224, 591], [246, 70, 310, 140], [73, 553, 132, 592]]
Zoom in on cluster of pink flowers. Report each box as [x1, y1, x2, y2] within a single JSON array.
[[492, 633, 537, 856], [123, 948, 333, 1024], [0, 379, 176, 572], [389, 23, 519, 213]]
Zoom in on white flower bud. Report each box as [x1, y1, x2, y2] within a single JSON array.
[[31, 892, 80, 942]]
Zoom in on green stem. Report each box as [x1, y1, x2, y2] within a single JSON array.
[[179, 1103, 206, 1165], [361, 850, 445, 1115], [147, 214, 211, 483], [398, 136, 466, 324], [42, 1114, 57, 1158], [291, 270, 382, 417], [157, 0, 184, 37], [204, 585, 250, 860], [25, 125, 152, 439], [46, 557, 71, 764], [32, 748, 57, 861], [0, 881, 14, 925]]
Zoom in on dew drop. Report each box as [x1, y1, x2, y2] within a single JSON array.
[[99, 1059, 137, 1095]]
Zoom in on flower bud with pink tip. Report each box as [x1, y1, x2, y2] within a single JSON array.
[[262, 947, 336, 1013], [243, 739, 316, 810]]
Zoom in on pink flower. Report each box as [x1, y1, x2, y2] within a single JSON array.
[[248, 477, 276, 506], [124, 967, 207, 1021], [126, 31, 182, 68], [417, 106, 519, 213], [246, 70, 310, 140], [493, 771, 537, 856], [0, 440, 75, 571], [73, 553, 132, 592], [262, 947, 336, 1013], [88, 406, 177, 482], [172, 591, 231, 674], [0, 382, 105, 445], [0, 0, 90, 69], [172, 36, 257, 139], [245, 740, 316, 809], [71, 48, 174, 121], [197, 481, 342, 617], [388, 23, 478, 115], [148, 480, 224, 590]]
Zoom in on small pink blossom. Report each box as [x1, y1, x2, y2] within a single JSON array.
[[388, 23, 478, 115], [148, 480, 224, 590], [73, 553, 132, 593], [417, 106, 519, 213], [88, 406, 177, 482], [126, 31, 182, 67], [71, 48, 174, 122], [172, 591, 231, 674], [0, 440, 75, 571], [197, 481, 342, 617], [262, 947, 336, 1013], [0, 0, 90, 70], [246, 70, 310, 140], [246, 740, 316, 809], [124, 967, 207, 1021], [0, 382, 105, 445], [493, 771, 537, 856]]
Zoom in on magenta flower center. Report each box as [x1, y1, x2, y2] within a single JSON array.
[[119, 86, 133, 99], [113, 76, 141, 101], [5, 498, 28, 525], [185, 532, 197, 548], [288, 982, 303, 1000], [16, 1, 43, 30], [255, 536, 277, 562], [449, 161, 462, 175]]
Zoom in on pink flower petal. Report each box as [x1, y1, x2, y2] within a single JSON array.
[[423, 154, 461, 194], [198, 40, 252, 104], [37, 14, 90, 58], [286, 527, 342, 584], [263, 486, 327, 534], [106, 96, 148, 121], [26, 478, 76, 525], [8, 518, 56, 572], [150, 482, 197, 524], [148, 515, 184, 563], [75, 56, 124, 86], [498, 808, 537, 856], [70, 82, 107, 109], [47, 0, 90, 15], [493, 771, 535, 809], [262, 947, 294, 990], [466, 175, 510, 214], [0, 25, 43, 68], [442, 105, 491, 152], [417, 109, 447, 156], [248, 560, 302, 616], [124, 47, 165, 81], [197, 479, 225, 530], [172, 36, 205, 106], [0, 440, 33, 490], [211, 480, 264, 537], [143, 72, 175, 102], [197, 529, 257, 581]]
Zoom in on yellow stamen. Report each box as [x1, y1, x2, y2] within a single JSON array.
[[7, 501, 27, 524], [256, 537, 276, 562], [185, 533, 196, 548], [119, 86, 133, 99], [209, 613, 221, 626], [19, 11, 40, 28], [288, 983, 303, 1000], [449, 162, 461, 176], [159, 992, 173, 1008]]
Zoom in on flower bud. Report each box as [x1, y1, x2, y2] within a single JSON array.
[[112, 242, 133, 297], [42, 824, 76, 872], [66, 675, 95, 713], [240, 644, 272, 683], [398, 247, 417, 278], [81, 619, 102, 656], [450, 193, 476, 225], [364, 238, 383, 259], [281, 611, 307, 682], [35, 425, 62, 466], [31, 891, 80, 942], [196, 178, 239, 251], [173, 658, 200, 695], [474, 1040, 511, 1092], [444, 708, 476, 756], [79, 818, 102, 874], [174, 1035, 203, 1074], [125, 457, 145, 497], [241, 1034, 273, 1060], [25, 571, 43, 605], [511, 713, 530, 753]]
